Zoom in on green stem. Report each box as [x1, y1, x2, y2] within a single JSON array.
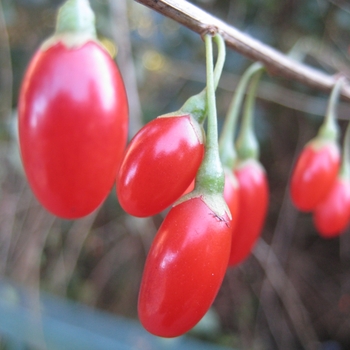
[[195, 34, 224, 195], [212, 34, 226, 90], [55, 0, 96, 38], [180, 33, 226, 124], [236, 67, 264, 161], [318, 77, 345, 141], [205, 35, 219, 157], [340, 122, 350, 179], [219, 62, 264, 168]]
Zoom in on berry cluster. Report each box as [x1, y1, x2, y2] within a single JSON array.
[[290, 78, 350, 238], [116, 34, 270, 336], [17, 0, 350, 340]]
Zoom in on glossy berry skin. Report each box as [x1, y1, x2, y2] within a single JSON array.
[[223, 169, 239, 230], [313, 177, 350, 238], [290, 140, 340, 212], [228, 159, 268, 267], [117, 115, 204, 217], [18, 41, 128, 219], [138, 197, 231, 337]]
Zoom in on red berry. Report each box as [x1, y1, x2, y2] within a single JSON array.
[[313, 177, 350, 238], [290, 140, 340, 212], [138, 197, 231, 337], [18, 41, 128, 218], [228, 159, 268, 267], [117, 114, 204, 217]]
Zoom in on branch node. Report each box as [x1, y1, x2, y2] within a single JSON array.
[[200, 25, 218, 41]]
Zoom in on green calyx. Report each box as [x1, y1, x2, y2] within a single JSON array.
[[318, 77, 345, 142], [41, 0, 98, 50], [195, 145, 225, 196], [180, 90, 207, 122], [219, 62, 264, 168], [179, 33, 226, 124], [55, 0, 96, 38], [235, 66, 264, 161]]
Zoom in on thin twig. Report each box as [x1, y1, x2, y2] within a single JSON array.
[[49, 211, 98, 294], [135, 0, 350, 100], [0, 0, 12, 121], [86, 233, 140, 307], [109, 0, 143, 138], [253, 238, 319, 350], [326, 0, 350, 15]]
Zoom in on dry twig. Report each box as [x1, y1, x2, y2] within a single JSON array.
[[135, 0, 350, 100]]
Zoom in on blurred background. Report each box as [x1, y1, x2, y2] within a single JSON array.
[[1, 0, 350, 349]]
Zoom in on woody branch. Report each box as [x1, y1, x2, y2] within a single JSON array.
[[135, 0, 350, 102]]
